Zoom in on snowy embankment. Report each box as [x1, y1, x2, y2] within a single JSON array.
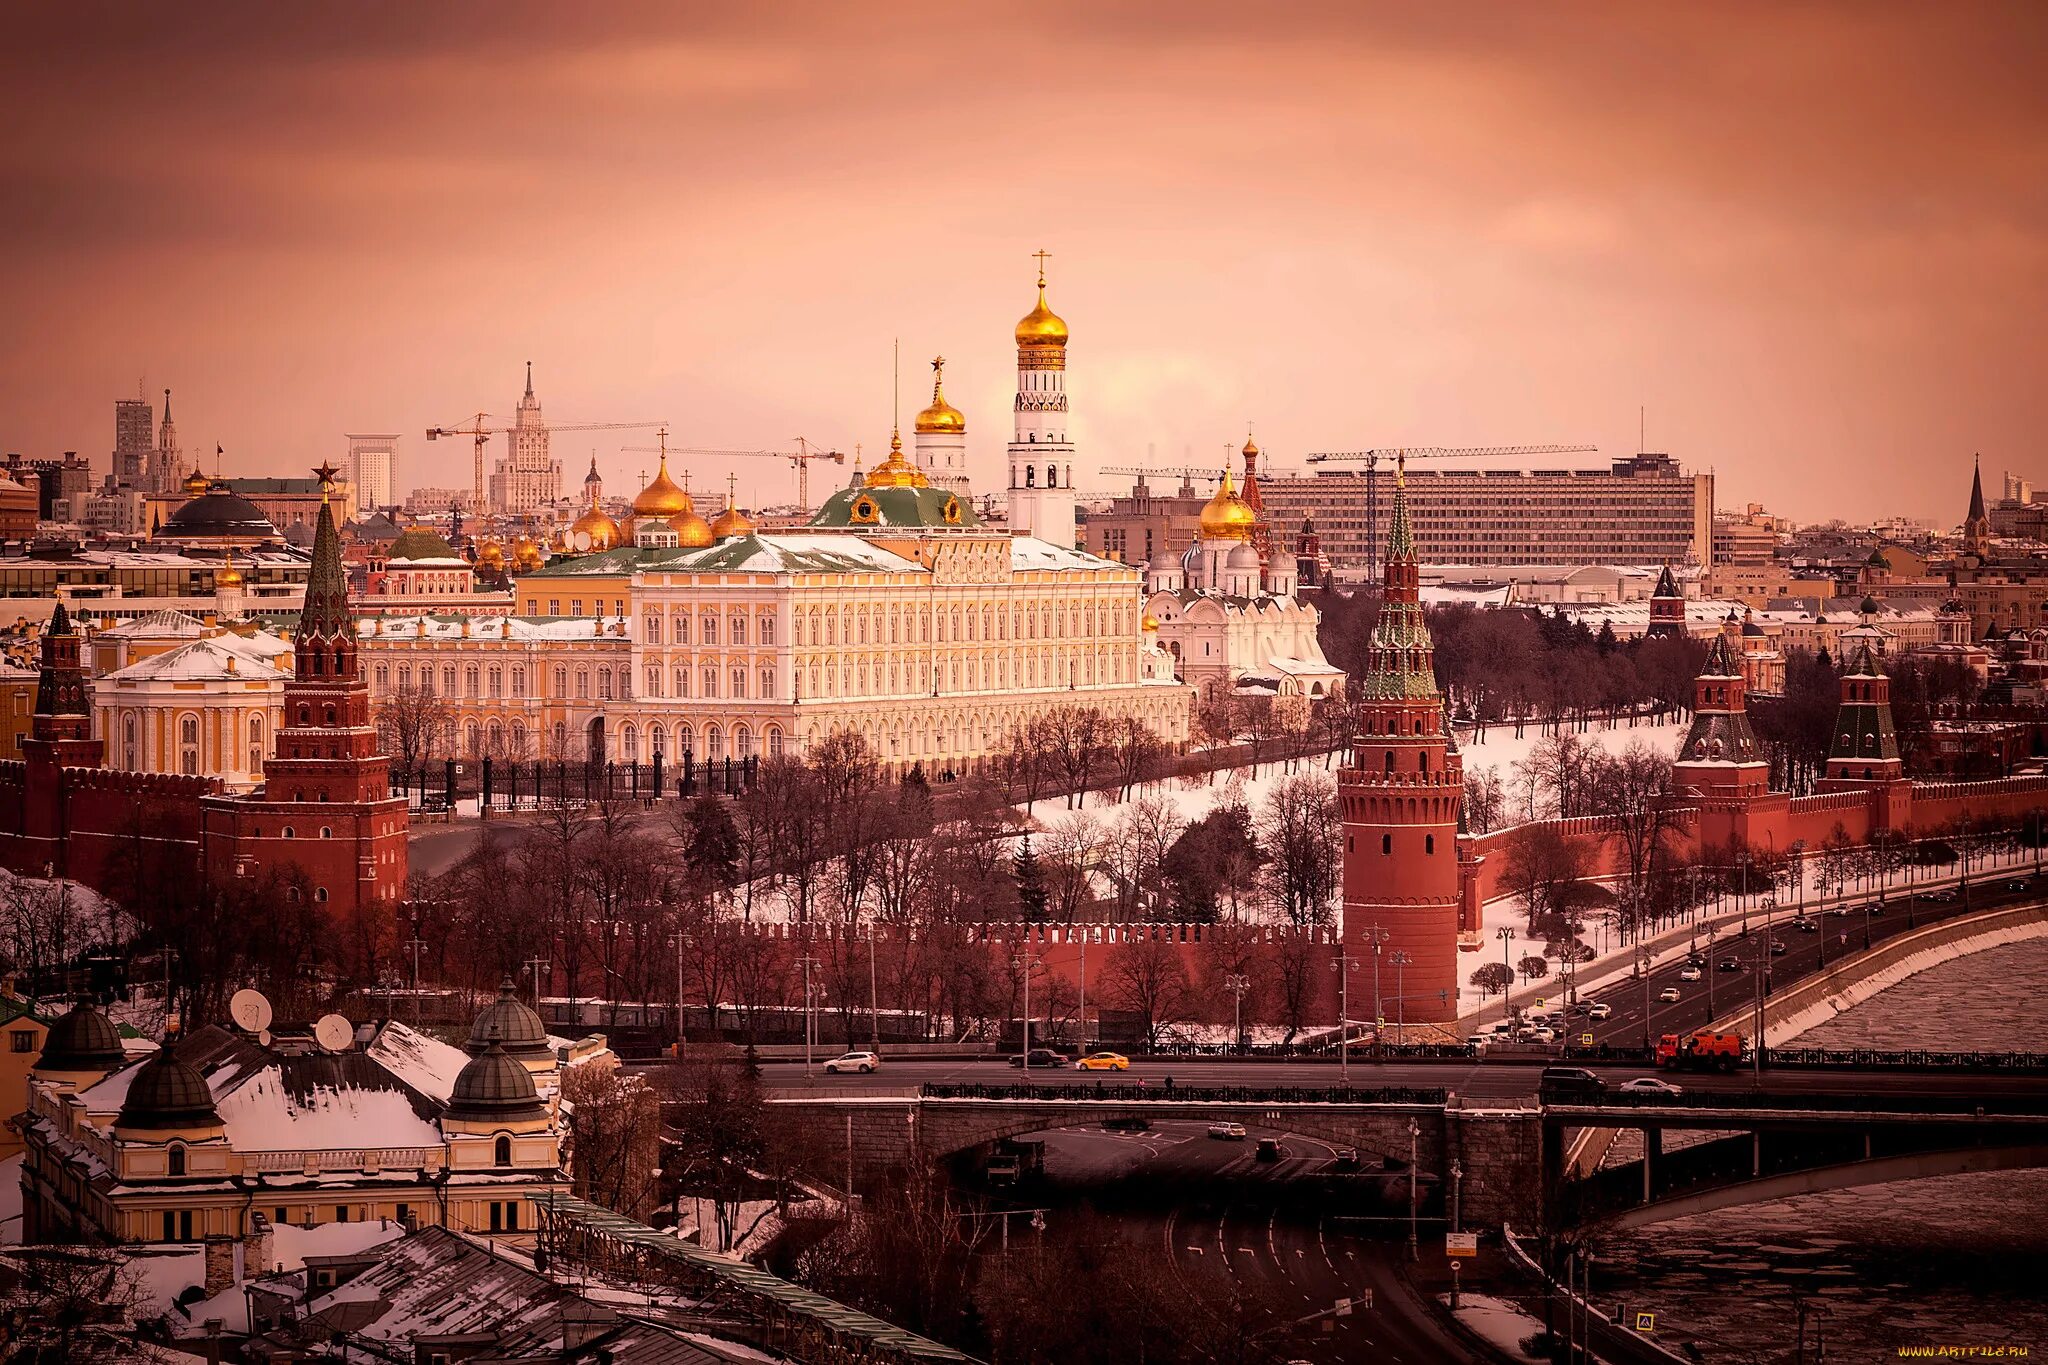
[[1438, 1292, 1555, 1364]]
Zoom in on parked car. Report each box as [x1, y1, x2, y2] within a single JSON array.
[[1719, 957, 1743, 972], [1009, 1048, 1066, 1068], [1075, 1051, 1131, 1071], [823, 1051, 881, 1075], [1619, 1077, 1683, 1096], [1587, 1003, 1613, 1021], [1208, 1121, 1248, 1141], [1255, 1137, 1284, 1162], [1679, 966, 1703, 982], [1658, 986, 1682, 1002]]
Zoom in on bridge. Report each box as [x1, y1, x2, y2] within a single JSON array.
[[1545, 1089, 2048, 1233], [769, 1080, 2048, 1235]]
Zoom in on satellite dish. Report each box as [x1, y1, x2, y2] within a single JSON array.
[[314, 1013, 354, 1053], [257, 1028, 272, 1048], [229, 988, 273, 1034]]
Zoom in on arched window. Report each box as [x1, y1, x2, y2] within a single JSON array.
[[702, 667, 718, 697], [314, 887, 328, 903], [622, 723, 640, 763], [767, 726, 784, 759], [495, 1135, 512, 1167], [167, 1144, 185, 1177], [178, 714, 200, 775], [1381, 834, 1392, 855], [707, 725, 725, 762], [1426, 834, 1436, 855], [731, 667, 747, 698], [1384, 750, 1395, 773], [736, 725, 754, 759], [650, 725, 665, 757], [732, 616, 747, 645]]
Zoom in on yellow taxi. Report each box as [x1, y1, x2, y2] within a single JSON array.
[[1074, 1051, 1130, 1071]]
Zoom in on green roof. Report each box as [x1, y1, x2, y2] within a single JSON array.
[[810, 483, 975, 529], [387, 526, 460, 561]]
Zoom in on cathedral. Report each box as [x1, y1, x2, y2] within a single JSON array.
[[1141, 437, 1345, 699]]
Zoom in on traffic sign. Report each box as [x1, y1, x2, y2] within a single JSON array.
[[1445, 1232, 1478, 1257], [1636, 1312, 1656, 1334], [1580, 1033, 1595, 1046]]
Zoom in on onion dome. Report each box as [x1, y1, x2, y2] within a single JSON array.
[[182, 468, 211, 497], [1228, 541, 1261, 571], [632, 455, 691, 519], [1242, 433, 1261, 460], [512, 533, 543, 571], [1741, 609, 1766, 638], [862, 430, 929, 490], [215, 556, 243, 589], [447, 1042, 546, 1122], [1198, 468, 1257, 542], [467, 979, 553, 1062], [1015, 276, 1069, 351], [914, 357, 966, 434], [709, 493, 756, 539], [116, 1049, 219, 1131], [159, 485, 279, 540], [478, 540, 506, 570], [37, 1001, 125, 1073], [570, 485, 622, 551], [1141, 612, 1160, 633], [1860, 595, 1881, 616], [668, 501, 716, 548]]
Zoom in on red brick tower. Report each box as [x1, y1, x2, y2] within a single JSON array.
[[1671, 634, 1769, 800], [1338, 459, 1463, 1024], [203, 465, 408, 915], [1645, 564, 1685, 638], [16, 603, 108, 874], [1239, 432, 1272, 566]]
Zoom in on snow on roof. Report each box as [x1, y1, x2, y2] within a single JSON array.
[[101, 636, 289, 683], [210, 1063, 441, 1151], [653, 533, 926, 575], [93, 609, 211, 639], [359, 614, 614, 642], [1267, 656, 1345, 677], [362, 1020, 471, 1106], [1010, 536, 1128, 573]]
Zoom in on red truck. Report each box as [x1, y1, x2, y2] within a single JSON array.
[[1654, 1030, 1745, 1071]]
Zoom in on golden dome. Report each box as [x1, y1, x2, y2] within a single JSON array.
[[1141, 612, 1159, 632], [1015, 282, 1069, 349], [571, 487, 623, 550], [632, 455, 691, 518], [709, 492, 756, 539], [1199, 468, 1258, 541], [478, 540, 506, 568], [668, 498, 715, 548], [914, 356, 966, 434], [512, 534, 543, 571], [1242, 432, 1260, 459], [182, 468, 211, 496], [215, 557, 243, 589], [862, 430, 929, 490]]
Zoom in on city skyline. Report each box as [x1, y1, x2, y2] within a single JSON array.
[[3, 3, 2041, 521]]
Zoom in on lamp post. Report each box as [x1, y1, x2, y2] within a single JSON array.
[[1012, 943, 1038, 1064], [1703, 923, 1717, 1019], [1639, 946, 1655, 1051], [1391, 951, 1412, 1046], [795, 955, 822, 1080], [1363, 925, 1390, 1056], [1224, 973, 1251, 1053], [405, 937, 426, 1025], [1406, 1117, 1421, 1262], [867, 924, 882, 1052], [1753, 893, 1775, 1081], [1331, 951, 1360, 1085], [1496, 926, 1516, 1027]]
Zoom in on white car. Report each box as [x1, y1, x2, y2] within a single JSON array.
[[1619, 1077, 1683, 1096], [823, 1051, 881, 1074], [1587, 1003, 1613, 1021], [1678, 966, 1703, 982], [1658, 986, 1682, 1003], [1208, 1121, 1247, 1141]]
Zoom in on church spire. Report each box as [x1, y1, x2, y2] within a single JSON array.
[[524, 360, 534, 401], [1965, 453, 1991, 556], [297, 464, 354, 655]]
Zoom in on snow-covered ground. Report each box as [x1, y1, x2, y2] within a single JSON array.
[[1014, 752, 1345, 837], [1440, 1292, 1555, 1364], [1457, 717, 1690, 794]]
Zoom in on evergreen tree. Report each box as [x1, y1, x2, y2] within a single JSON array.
[[1013, 835, 1050, 921]]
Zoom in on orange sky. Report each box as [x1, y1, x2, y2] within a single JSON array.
[[1, 3, 2041, 523]]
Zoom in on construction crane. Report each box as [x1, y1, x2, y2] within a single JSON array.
[[1098, 465, 1225, 498], [427, 413, 667, 510], [1303, 444, 1597, 579], [620, 434, 846, 515]]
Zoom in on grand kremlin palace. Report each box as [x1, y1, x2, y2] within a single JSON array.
[[362, 271, 1192, 771]]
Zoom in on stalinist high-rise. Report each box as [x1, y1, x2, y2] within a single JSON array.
[[489, 362, 562, 515]]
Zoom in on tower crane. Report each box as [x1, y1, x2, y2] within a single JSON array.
[[619, 433, 846, 515], [427, 414, 667, 511], [1098, 465, 1224, 498], [1303, 444, 1597, 578]]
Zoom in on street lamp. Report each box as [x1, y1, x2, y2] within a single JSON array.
[[1496, 926, 1517, 1027], [1390, 951, 1412, 1047], [1224, 973, 1251, 1054], [1406, 1117, 1421, 1262], [795, 955, 822, 1080], [1012, 943, 1039, 1066], [1363, 925, 1391, 1056], [1330, 951, 1361, 1085]]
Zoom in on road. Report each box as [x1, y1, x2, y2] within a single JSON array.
[[1024, 1119, 1479, 1363]]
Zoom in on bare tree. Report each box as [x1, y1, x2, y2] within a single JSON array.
[[1101, 934, 1192, 1047], [1586, 741, 1682, 940], [1256, 772, 1341, 927], [562, 1062, 663, 1219], [374, 682, 453, 774]]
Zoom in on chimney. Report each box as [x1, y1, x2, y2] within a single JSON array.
[[202, 1234, 237, 1298], [245, 1211, 273, 1279]]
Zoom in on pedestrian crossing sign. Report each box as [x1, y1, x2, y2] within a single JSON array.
[[1636, 1312, 1656, 1333]]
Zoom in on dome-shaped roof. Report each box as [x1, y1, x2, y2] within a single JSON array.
[[1741, 610, 1766, 637], [117, 1049, 219, 1131], [668, 505, 716, 547], [1015, 278, 1069, 349], [182, 469, 212, 496], [1199, 469, 1257, 542], [159, 486, 279, 540], [214, 559, 243, 589], [447, 1042, 545, 1121], [1860, 595, 1881, 615], [1227, 542, 1261, 570], [860, 431, 930, 491], [387, 526, 459, 562], [571, 490, 622, 551], [38, 1001, 125, 1073], [512, 534, 544, 571], [709, 495, 756, 540], [632, 456, 692, 518], [477, 540, 506, 569], [468, 980, 552, 1061], [1141, 612, 1160, 632], [914, 359, 966, 434]]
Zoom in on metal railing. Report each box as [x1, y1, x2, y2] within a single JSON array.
[[1548, 1087, 2048, 1116], [919, 1081, 1448, 1105]]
